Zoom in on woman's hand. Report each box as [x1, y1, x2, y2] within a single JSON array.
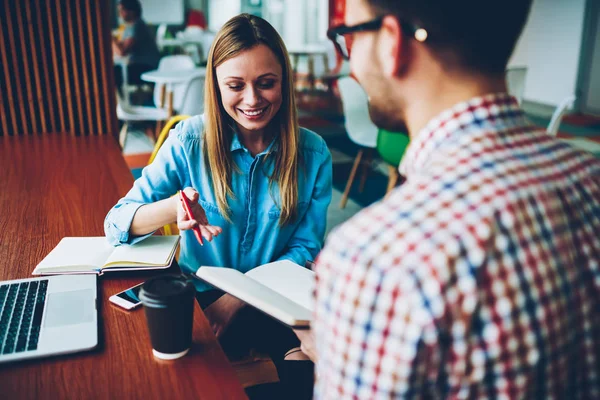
[[176, 187, 223, 242], [203, 294, 245, 338]]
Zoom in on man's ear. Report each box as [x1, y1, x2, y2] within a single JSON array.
[[377, 15, 407, 78]]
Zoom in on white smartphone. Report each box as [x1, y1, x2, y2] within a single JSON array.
[[109, 282, 143, 310]]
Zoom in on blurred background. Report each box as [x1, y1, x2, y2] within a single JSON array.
[[1, 0, 599, 231]]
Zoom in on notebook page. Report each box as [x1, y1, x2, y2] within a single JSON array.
[[35, 237, 114, 272], [104, 236, 179, 267], [245, 260, 315, 311]]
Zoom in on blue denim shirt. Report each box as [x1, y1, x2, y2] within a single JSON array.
[[104, 115, 332, 291]]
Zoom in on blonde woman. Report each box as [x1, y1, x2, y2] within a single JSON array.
[[105, 14, 331, 398]]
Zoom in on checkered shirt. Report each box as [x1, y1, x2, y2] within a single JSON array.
[[313, 93, 600, 399]]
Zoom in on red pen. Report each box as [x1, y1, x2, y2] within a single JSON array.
[[178, 191, 203, 245]]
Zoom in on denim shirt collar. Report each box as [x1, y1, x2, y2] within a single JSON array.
[[230, 129, 278, 156]]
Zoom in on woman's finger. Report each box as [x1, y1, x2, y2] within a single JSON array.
[[199, 225, 214, 241], [182, 187, 199, 202], [178, 219, 197, 231], [205, 225, 222, 236]]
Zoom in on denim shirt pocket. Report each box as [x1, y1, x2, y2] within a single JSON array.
[[268, 201, 309, 219], [198, 199, 223, 218]]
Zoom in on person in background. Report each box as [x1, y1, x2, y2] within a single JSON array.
[[105, 13, 332, 400], [295, 0, 600, 398], [112, 0, 160, 90]]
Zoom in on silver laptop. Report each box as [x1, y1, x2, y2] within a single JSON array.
[[0, 275, 97, 364]]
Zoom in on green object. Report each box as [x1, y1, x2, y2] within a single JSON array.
[[376, 129, 410, 167]]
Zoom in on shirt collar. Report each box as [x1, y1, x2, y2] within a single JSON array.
[[229, 128, 278, 156], [230, 133, 244, 152], [399, 92, 528, 177]]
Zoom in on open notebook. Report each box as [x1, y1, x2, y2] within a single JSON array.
[[32, 236, 180, 276], [196, 260, 314, 328]]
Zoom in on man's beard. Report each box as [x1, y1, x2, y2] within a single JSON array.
[[367, 97, 408, 134]]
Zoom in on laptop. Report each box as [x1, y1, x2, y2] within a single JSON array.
[[0, 274, 98, 364]]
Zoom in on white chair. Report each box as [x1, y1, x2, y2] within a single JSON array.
[[178, 76, 205, 116], [179, 26, 206, 65], [153, 55, 196, 112], [200, 30, 216, 63], [547, 95, 576, 136], [337, 76, 379, 208], [546, 95, 600, 154], [506, 66, 527, 104], [156, 23, 168, 51], [117, 94, 170, 149], [118, 73, 203, 148]]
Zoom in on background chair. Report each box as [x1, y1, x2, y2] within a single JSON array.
[[337, 76, 379, 208], [544, 95, 600, 154], [155, 23, 168, 51], [179, 26, 206, 65], [506, 66, 527, 104], [149, 115, 190, 236], [118, 69, 203, 148], [376, 129, 410, 196], [178, 76, 206, 116], [117, 93, 170, 148], [153, 55, 196, 112], [547, 95, 576, 136], [200, 30, 216, 65]]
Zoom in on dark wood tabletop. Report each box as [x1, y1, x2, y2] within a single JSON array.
[[0, 134, 246, 400]]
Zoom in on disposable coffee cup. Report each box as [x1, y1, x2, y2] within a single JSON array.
[[139, 274, 195, 360]]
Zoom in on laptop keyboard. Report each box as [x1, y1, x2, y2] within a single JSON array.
[[0, 280, 48, 355]]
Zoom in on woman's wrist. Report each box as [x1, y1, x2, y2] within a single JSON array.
[[171, 194, 180, 221]]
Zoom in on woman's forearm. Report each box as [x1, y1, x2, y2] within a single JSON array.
[[130, 196, 178, 237]]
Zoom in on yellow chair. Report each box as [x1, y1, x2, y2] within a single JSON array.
[[150, 115, 190, 236]]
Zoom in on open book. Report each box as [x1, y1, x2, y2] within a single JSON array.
[[32, 236, 180, 276], [196, 260, 314, 328]]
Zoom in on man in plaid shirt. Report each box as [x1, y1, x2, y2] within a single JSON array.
[[294, 0, 600, 398]]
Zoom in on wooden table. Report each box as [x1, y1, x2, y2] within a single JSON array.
[[0, 135, 246, 400]]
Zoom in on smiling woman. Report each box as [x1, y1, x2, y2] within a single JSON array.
[[104, 13, 332, 399], [218, 48, 282, 132], [204, 15, 299, 225]]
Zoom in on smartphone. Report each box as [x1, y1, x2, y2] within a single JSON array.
[[109, 282, 143, 310]]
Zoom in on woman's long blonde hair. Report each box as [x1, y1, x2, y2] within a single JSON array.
[[203, 14, 300, 225]]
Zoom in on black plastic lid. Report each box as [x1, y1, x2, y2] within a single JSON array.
[[139, 274, 195, 307]]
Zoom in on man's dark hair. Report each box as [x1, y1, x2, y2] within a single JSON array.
[[119, 0, 142, 17], [367, 0, 533, 74]]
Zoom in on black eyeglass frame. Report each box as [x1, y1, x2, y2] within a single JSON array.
[[327, 16, 426, 60]]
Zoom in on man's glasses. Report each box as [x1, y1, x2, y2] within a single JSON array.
[[327, 16, 428, 60]]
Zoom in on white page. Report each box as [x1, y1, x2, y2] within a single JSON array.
[[245, 260, 315, 311], [196, 266, 312, 327], [105, 236, 180, 266], [35, 237, 114, 272]]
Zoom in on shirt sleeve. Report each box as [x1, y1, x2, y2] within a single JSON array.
[[276, 142, 333, 266], [104, 126, 190, 246], [313, 231, 442, 399]]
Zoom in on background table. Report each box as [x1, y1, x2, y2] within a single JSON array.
[[141, 68, 207, 85], [0, 135, 246, 400], [141, 68, 207, 118]]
